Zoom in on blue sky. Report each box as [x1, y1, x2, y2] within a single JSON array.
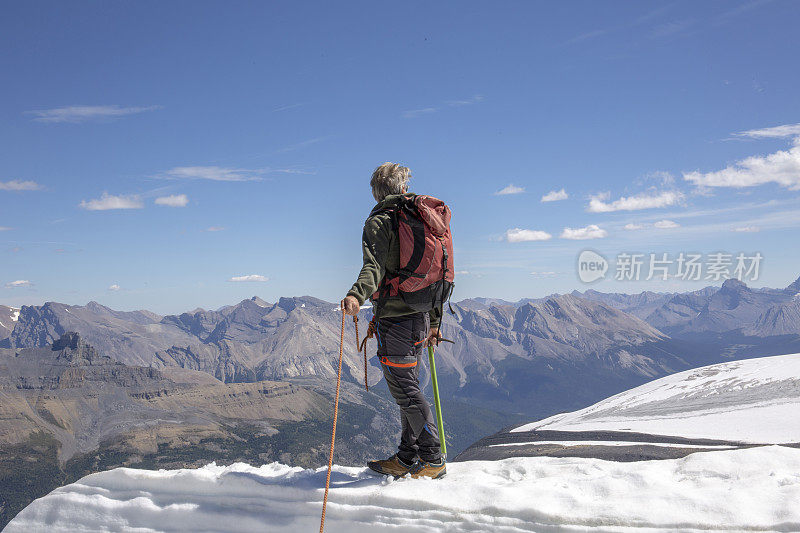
[[2, 1, 800, 314]]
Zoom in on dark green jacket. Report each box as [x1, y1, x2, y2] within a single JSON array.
[[347, 193, 442, 328]]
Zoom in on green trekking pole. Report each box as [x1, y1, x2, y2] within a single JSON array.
[[427, 345, 447, 458]]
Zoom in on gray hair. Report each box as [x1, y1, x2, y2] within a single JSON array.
[[370, 162, 410, 202]]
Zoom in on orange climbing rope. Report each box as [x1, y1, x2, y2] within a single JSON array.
[[353, 315, 369, 391], [319, 305, 371, 533], [319, 302, 346, 533]]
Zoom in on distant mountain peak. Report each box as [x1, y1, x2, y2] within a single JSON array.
[[51, 331, 102, 363], [86, 300, 111, 312], [785, 276, 800, 295], [250, 296, 269, 307], [276, 296, 328, 311], [720, 278, 747, 291]]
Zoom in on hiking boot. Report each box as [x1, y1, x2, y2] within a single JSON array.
[[409, 458, 446, 479], [367, 454, 414, 477]]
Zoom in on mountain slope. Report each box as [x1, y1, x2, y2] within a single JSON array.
[[644, 286, 718, 332], [747, 297, 800, 336], [429, 294, 701, 416], [0, 332, 367, 461], [681, 279, 789, 334], [458, 351, 800, 463], [154, 296, 385, 385], [9, 301, 198, 365], [745, 276, 800, 336]]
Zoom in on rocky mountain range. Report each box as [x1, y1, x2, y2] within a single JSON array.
[[0, 331, 396, 463], [580, 278, 800, 338], [4, 276, 799, 420], [2, 294, 682, 418]]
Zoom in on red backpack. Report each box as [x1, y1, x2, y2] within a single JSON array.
[[372, 194, 455, 312]]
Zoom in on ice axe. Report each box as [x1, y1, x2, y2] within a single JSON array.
[[427, 344, 448, 459]]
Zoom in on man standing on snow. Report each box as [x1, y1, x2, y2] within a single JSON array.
[[343, 162, 453, 479]]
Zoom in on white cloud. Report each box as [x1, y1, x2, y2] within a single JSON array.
[[159, 166, 264, 182], [108, 284, 121, 291], [623, 223, 645, 230], [402, 107, 438, 119], [684, 137, 800, 190], [541, 189, 569, 202], [27, 105, 161, 123], [530, 271, 558, 277], [654, 219, 680, 229], [735, 123, 800, 139], [446, 95, 484, 107], [649, 18, 697, 39], [155, 194, 189, 207], [495, 184, 525, 195], [270, 168, 316, 175], [228, 274, 269, 283], [272, 136, 330, 155], [5, 280, 32, 288], [636, 171, 676, 187], [455, 270, 470, 275], [403, 95, 484, 119], [505, 228, 552, 243], [206, 226, 225, 232], [79, 193, 144, 211], [732, 225, 760, 233], [0, 179, 43, 191], [560, 224, 608, 240], [0, 226, 12, 231], [715, 0, 773, 25], [563, 28, 610, 46], [587, 190, 684, 212], [272, 102, 305, 112]]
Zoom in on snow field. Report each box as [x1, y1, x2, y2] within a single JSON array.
[[6, 445, 800, 532], [513, 352, 800, 444]]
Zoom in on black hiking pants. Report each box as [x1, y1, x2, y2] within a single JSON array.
[[376, 312, 442, 464]]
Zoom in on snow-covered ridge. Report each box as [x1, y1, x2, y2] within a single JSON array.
[[7, 447, 800, 532], [0, 306, 20, 331], [512, 352, 800, 444]]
